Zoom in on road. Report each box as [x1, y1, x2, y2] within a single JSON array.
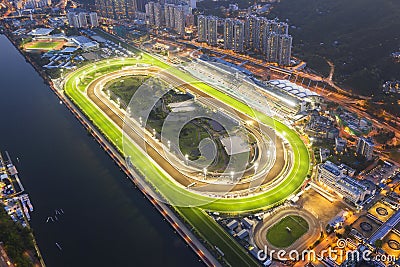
[[157, 37, 400, 139]]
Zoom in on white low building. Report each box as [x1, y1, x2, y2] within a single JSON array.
[[318, 161, 370, 205]]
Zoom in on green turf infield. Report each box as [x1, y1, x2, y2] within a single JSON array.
[[64, 56, 311, 212], [266, 215, 309, 248]]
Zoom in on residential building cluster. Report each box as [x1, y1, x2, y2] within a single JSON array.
[[67, 11, 99, 28], [305, 111, 339, 140], [197, 15, 293, 65], [94, 0, 147, 21], [383, 80, 400, 94], [356, 137, 375, 160], [94, 0, 194, 22], [145, 1, 194, 36], [13, 0, 51, 10]]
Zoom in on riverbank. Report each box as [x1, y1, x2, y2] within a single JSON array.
[[0, 32, 204, 267], [0, 29, 222, 267], [0, 150, 45, 267]]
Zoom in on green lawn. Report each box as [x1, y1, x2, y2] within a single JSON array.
[[26, 41, 62, 50], [266, 215, 309, 248], [106, 75, 149, 104]]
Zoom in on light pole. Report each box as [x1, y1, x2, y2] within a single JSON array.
[[203, 168, 207, 180], [152, 128, 156, 138], [167, 140, 171, 151], [139, 117, 143, 127], [107, 90, 110, 98], [254, 162, 259, 174], [185, 154, 189, 165], [230, 171, 234, 183]]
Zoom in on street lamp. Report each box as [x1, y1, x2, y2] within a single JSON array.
[[254, 162, 259, 174], [203, 168, 207, 180]]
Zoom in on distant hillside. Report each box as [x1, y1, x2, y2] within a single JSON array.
[[268, 0, 400, 95]]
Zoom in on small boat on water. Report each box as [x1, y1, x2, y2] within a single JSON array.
[[55, 242, 62, 251]]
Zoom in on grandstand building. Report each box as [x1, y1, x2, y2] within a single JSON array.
[[318, 161, 371, 205], [265, 79, 322, 112]]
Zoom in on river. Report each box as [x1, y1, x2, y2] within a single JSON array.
[[0, 34, 203, 267]]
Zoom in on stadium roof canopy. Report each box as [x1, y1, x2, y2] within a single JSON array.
[[269, 80, 319, 99], [29, 28, 54, 36]]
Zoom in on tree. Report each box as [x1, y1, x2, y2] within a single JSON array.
[[374, 239, 383, 249]]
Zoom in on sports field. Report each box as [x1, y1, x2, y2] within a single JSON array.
[[62, 48, 311, 266], [24, 40, 65, 51], [266, 215, 309, 248], [65, 54, 310, 212], [63, 56, 311, 212]]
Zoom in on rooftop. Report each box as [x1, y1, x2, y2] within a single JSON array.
[[29, 28, 54, 36], [220, 136, 250, 155], [269, 79, 320, 100]]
